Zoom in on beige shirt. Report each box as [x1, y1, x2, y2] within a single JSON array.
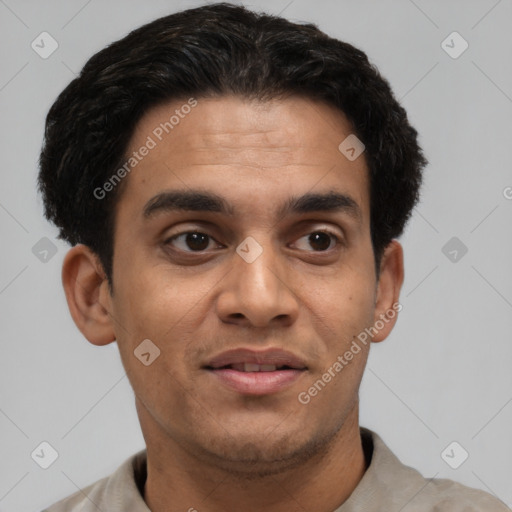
[[42, 427, 510, 511]]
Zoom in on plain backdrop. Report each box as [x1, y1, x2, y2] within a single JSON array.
[[0, 1, 511, 511]]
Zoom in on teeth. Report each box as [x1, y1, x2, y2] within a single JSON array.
[[239, 363, 278, 372], [223, 363, 280, 372]]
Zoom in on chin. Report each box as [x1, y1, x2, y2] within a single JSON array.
[[193, 424, 337, 478]]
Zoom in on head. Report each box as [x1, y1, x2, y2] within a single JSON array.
[[38, 3, 426, 475]]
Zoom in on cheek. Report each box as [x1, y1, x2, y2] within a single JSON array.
[[314, 265, 376, 335], [110, 262, 218, 372], [112, 261, 184, 331], [110, 270, 191, 414]]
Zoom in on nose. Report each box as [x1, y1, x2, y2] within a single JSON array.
[[215, 238, 299, 328]]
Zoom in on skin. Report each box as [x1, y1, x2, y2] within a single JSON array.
[[62, 95, 404, 512]]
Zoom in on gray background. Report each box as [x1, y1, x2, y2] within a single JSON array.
[[1, 1, 511, 511]]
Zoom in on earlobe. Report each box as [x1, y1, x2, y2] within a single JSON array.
[[371, 240, 404, 343], [61, 244, 116, 346]]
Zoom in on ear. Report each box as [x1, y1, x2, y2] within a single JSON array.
[[61, 244, 116, 346], [371, 240, 404, 343]]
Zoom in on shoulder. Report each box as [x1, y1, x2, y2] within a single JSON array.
[[352, 428, 510, 512], [41, 475, 109, 512], [41, 449, 148, 512], [419, 476, 511, 511]]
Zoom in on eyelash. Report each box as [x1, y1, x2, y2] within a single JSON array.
[[163, 229, 343, 253]]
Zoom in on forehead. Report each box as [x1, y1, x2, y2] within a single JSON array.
[[116, 95, 369, 222]]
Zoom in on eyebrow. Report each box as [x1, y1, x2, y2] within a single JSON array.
[[143, 189, 362, 222]]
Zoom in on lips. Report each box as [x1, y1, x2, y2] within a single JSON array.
[[203, 348, 307, 395]]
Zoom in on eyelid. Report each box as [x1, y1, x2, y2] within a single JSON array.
[[288, 219, 345, 240], [162, 221, 220, 241]]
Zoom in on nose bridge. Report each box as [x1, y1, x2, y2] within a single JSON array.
[[237, 237, 281, 296], [217, 235, 298, 326]]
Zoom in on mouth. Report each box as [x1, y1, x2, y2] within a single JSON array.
[[207, 363, 299, 372], [203, 349, 307, 396]]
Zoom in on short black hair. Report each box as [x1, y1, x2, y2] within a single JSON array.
[[38, 2, 426, 287]]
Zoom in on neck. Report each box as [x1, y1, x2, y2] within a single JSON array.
[[140, 401, 367, 512]]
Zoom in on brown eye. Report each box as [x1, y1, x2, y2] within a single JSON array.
[[185, 232, 210, 250], [166, 231, 216, 252], [308, 232, 332, 251], [293, 230, 340, 252]]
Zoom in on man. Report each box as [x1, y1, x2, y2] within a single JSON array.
[[38, 2, 510, 511]]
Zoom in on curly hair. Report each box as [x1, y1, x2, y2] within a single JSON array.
[[38, 2, 427, 286]]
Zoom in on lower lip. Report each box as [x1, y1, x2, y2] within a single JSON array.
[[207, 368, 305, 395]]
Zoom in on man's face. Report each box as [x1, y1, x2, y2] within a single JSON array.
[[103, 95, 387, 473]]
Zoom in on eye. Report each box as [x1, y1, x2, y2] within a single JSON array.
[[164, 231, 221, 252], [292, 230, 341, 252]]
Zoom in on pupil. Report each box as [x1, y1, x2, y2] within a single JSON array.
[[186, 232, 209, 251], [309, 232, 331, 251]]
